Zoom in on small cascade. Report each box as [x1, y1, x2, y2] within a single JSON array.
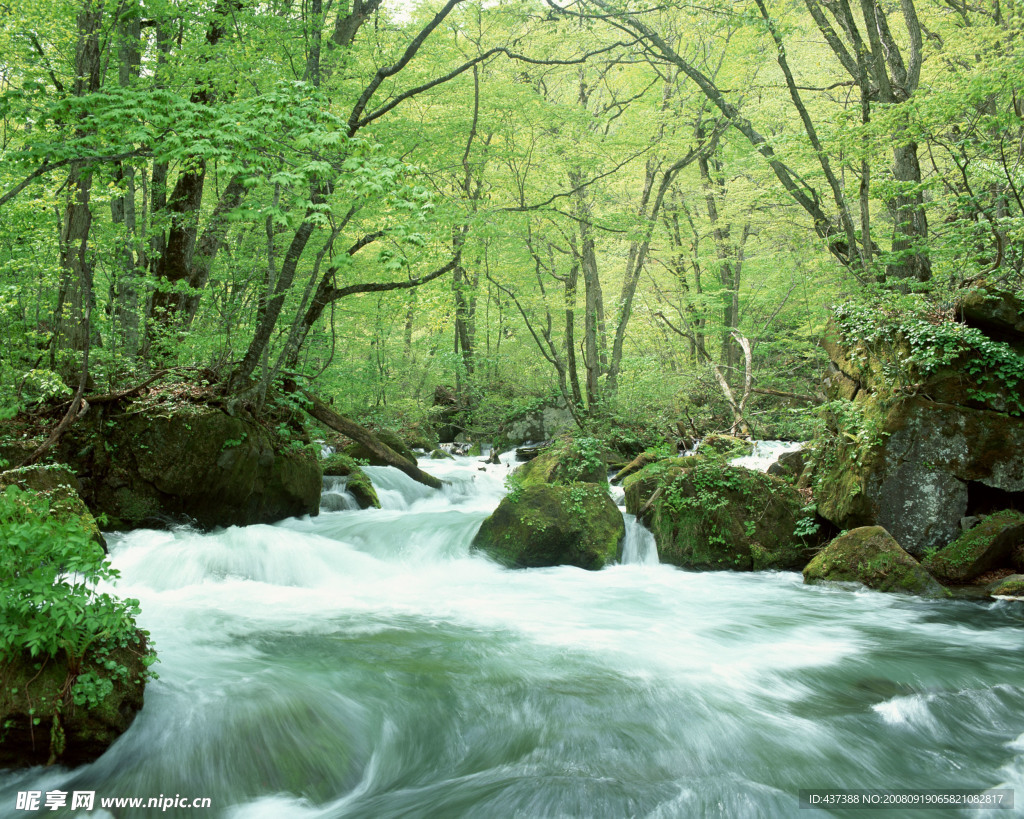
[[729, 440, 803, 472], [320, 476, 360, 512], [608, 482, 659, 565], [362, 465, 438, 510], [620, 513, 659, 565]]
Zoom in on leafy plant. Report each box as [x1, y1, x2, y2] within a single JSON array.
[[0, 485, 156, 697]]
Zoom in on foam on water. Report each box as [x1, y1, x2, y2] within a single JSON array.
[[4, 452, 1024, 818]]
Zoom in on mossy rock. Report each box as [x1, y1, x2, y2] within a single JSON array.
[[626, 459, 814, 571], [430, 448, 454, 460], [987, 574, 1024, 597], [322, 452, 360, 477], [767, 449, 807, 484], [622, 457, 693, 515], [57, 402, 321, 530], [0, 464, 105, 550], [0, 635, 148, 768], [516, 437, 608, 488], [344, 428, 416, 466], [922, 510, 1024, 583], [803, 526, 948, 597], [321, 453, 379, 509], [699, 434, 754, 460], [813, 393, 1024, 556], [472, 483, 624, 570]]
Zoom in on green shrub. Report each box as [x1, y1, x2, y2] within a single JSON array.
[[0, 485, 155, 685]]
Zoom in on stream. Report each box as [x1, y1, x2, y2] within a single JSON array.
[[3, 449, 1024, 817]]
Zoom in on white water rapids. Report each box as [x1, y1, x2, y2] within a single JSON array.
[[4, 450, 1024, 817]]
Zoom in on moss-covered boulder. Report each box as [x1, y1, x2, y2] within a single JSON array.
[[815, 394, 1024, 556], [625, 459, 815, 571], [814, 297, 1024, 557], [803, 526, 948, 597], [922, 510, 1024, 583], [404, 425, 439, 453], [344, 428, 416, 466], [472, 484, 624, 569], [0, 464, 105, 550], [987, 574, 1024, 597], [515, 436, 608, 488], [0, 637, 149, 767], [767, 449, 807, 483], [430, 448, 454, 460], [698, 434, 754, 460], [321, 453, 380, 510], [56, 400, 321, 530]]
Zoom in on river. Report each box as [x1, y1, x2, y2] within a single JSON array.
[[3, 451, 1024, 817]]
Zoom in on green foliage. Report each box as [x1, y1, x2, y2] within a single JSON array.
[[560, 436, 605, 483], [834, 299, 1024, 415], [661, 461, 754, 548], [0, 485, 154, 678]]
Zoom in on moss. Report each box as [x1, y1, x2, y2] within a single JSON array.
[[987, 574, 1024, 597], [430, 448, 454, 460], [0, 464, 106, 550], [321, 453, 379, 509], [803, 526, 948, 597], [472, 483, 623, 570], [0, 635, 148, 768], [627, 459, 812, 572], [612, 450, 661, 484], [516, 437, 608, 488], [56, 402, 321, 530], [322, 452, 359, 477], [345, 471, 380, 510], [699, 434, 754, 460], [922, 510, 1024, 583]]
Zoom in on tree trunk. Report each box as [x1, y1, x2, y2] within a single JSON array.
[[52, 0, 103, 381], [301, 389, 443, 489]]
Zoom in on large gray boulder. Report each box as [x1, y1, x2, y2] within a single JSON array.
[[814, 290, 1024, 557]]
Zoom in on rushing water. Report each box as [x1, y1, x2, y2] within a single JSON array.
[[4, 452, 1024, 818]]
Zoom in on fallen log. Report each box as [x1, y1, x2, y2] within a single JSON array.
[[301, 390, 443, 490]]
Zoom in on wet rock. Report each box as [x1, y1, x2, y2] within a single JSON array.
[[57, 402, 321, 530], [472, 484, 623, 570], [322, 453, 380, 510], [624, 459, 816, 571], [803, 526, 948, 597], [815, 395, 1024, 556], [986, 573, 1024, 597], [922, 510, 1024, 584], [814, 295, 1024, 557], [0, 637, 148, 768], [767, 449, 806, 483]]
